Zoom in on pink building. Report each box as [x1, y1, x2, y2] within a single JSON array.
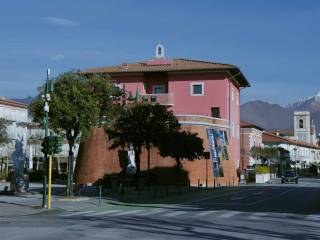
[[81, 46, 250, 186]]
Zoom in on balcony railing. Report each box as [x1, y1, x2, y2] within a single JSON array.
[[140, 93, 174, 106]]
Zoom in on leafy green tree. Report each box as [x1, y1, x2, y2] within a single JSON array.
[[250, 146, 279, 164], [88, 73, 122, 126], [0, 118, 9, 146], [145, 104, 180, 188], [158, 131, 204, 193], [30, 71, 119, 196], [108, 103, 180, 190]]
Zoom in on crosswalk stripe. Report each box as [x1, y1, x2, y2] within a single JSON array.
[[164, 211, 187, 217], [306, 215, 320, 221], [112, 210, 144, 216], [61, 211, 94, 217], [248, 212, 268, 220], [219, 211, 241, 218], [196, 210, 219, 217], [136, 209, 166, 216], [86, 210, 121, 216], [252, 192, 264, 195]]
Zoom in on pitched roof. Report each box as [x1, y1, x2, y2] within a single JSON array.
[[271, 130, 294, 136], [84, 58, 250, 87], [240, 121, 264, 131], [263, 131, 320, 149], [0, 97, 28, 109]]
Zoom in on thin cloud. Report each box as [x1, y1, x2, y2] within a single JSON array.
[[45, 17, 78, 27], [50, 54, 65, 61]]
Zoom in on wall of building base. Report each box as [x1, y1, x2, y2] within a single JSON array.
[[75, 125, 238, 187]]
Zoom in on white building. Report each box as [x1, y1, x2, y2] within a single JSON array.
[[0, 97, 29, 171], [0, 97, 79, 173], [263, 131, 320, 170], [294, 111, 317, 145]]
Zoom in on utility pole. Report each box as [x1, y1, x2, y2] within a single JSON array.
[[42, 68, 52, 208]]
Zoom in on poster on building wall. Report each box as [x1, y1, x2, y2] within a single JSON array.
[[206, 128, 229, 177]]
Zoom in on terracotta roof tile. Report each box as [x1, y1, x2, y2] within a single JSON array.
[[271, 130, 294, 136], [0, 97, 28, 109], [263, 131, 320, 149], [240, 121, 264, 130], [83, 58, 250, 87]]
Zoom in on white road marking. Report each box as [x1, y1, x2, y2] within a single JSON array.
[[196, 210, 219, 217], [61, 211, 94, 217], [136, 209, 166, 216], [306, 214, 320, 221], [164, 211, 187, 217], [230, 197, 244, 200], [112, 209, 144, 216], [252, 192, 264, 195], [248, 212, 268, 220], [219, 211, 241, 218], [86, 210, 121, 216]]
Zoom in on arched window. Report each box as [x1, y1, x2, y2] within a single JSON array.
[[299, 119, 304, 128], [155, 44, 164, 58]]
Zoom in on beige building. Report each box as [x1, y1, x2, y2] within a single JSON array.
[[240, 121, 264, 171]]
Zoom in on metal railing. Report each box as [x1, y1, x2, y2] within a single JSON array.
[[140, 93, 174, 106]]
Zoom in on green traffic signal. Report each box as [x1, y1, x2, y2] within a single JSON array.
[[41, 135, 62, 155]]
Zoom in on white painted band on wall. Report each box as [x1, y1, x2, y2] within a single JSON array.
[[178, 121, 229, 129]]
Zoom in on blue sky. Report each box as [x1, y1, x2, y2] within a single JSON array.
[[1, 0, 320, 104]]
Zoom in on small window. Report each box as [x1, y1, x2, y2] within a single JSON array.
[[211, 107, 220, 118], [190, 83, 204, 96], [299, 119, 304, 128], [152, 85, 166, 94]]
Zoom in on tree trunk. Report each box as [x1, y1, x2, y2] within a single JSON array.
[[135, 147, 141, 191], [147, 144, 151, 190], [176, 158, 180, 194], [67, 142, 74, 197]]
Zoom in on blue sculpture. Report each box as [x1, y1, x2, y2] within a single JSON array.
[[11, 136, 26, 192]]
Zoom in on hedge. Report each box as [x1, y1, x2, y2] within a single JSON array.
[[256, 166, 270, 174]]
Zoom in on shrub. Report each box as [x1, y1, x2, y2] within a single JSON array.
[[0, 171, 8, 180], [256, 166, 270, 174], [29, 170, 44, 181]]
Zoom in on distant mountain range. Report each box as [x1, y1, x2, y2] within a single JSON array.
[[13, 96, 36, 105], [241, 92, 320, 133]]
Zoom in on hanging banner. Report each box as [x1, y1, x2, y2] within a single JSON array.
[[206, 128, 229, 177]]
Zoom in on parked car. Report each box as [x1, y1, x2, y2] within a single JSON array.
[[281, 170, 298, 184]]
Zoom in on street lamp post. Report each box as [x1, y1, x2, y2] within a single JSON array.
[[42, 68, 53, 208], [293, 147, 297, 172]]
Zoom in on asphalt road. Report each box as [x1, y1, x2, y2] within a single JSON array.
[[1, 178, 320, 240]]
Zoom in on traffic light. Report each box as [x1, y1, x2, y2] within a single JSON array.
[[41, 136, 49, 155], [41, 135, 62, 155], [51, 136, 62, 154]]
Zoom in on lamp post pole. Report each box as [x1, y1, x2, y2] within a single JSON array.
[[42, 68, 51, 208]]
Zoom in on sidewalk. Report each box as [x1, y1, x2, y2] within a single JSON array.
[[0, 182, 102, 215], [0, 182, 243, 216]]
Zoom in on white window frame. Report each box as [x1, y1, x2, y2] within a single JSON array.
[[231, 87, 234, 101], [190, 82, 204, 96], [152, 85, 166, 94]]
